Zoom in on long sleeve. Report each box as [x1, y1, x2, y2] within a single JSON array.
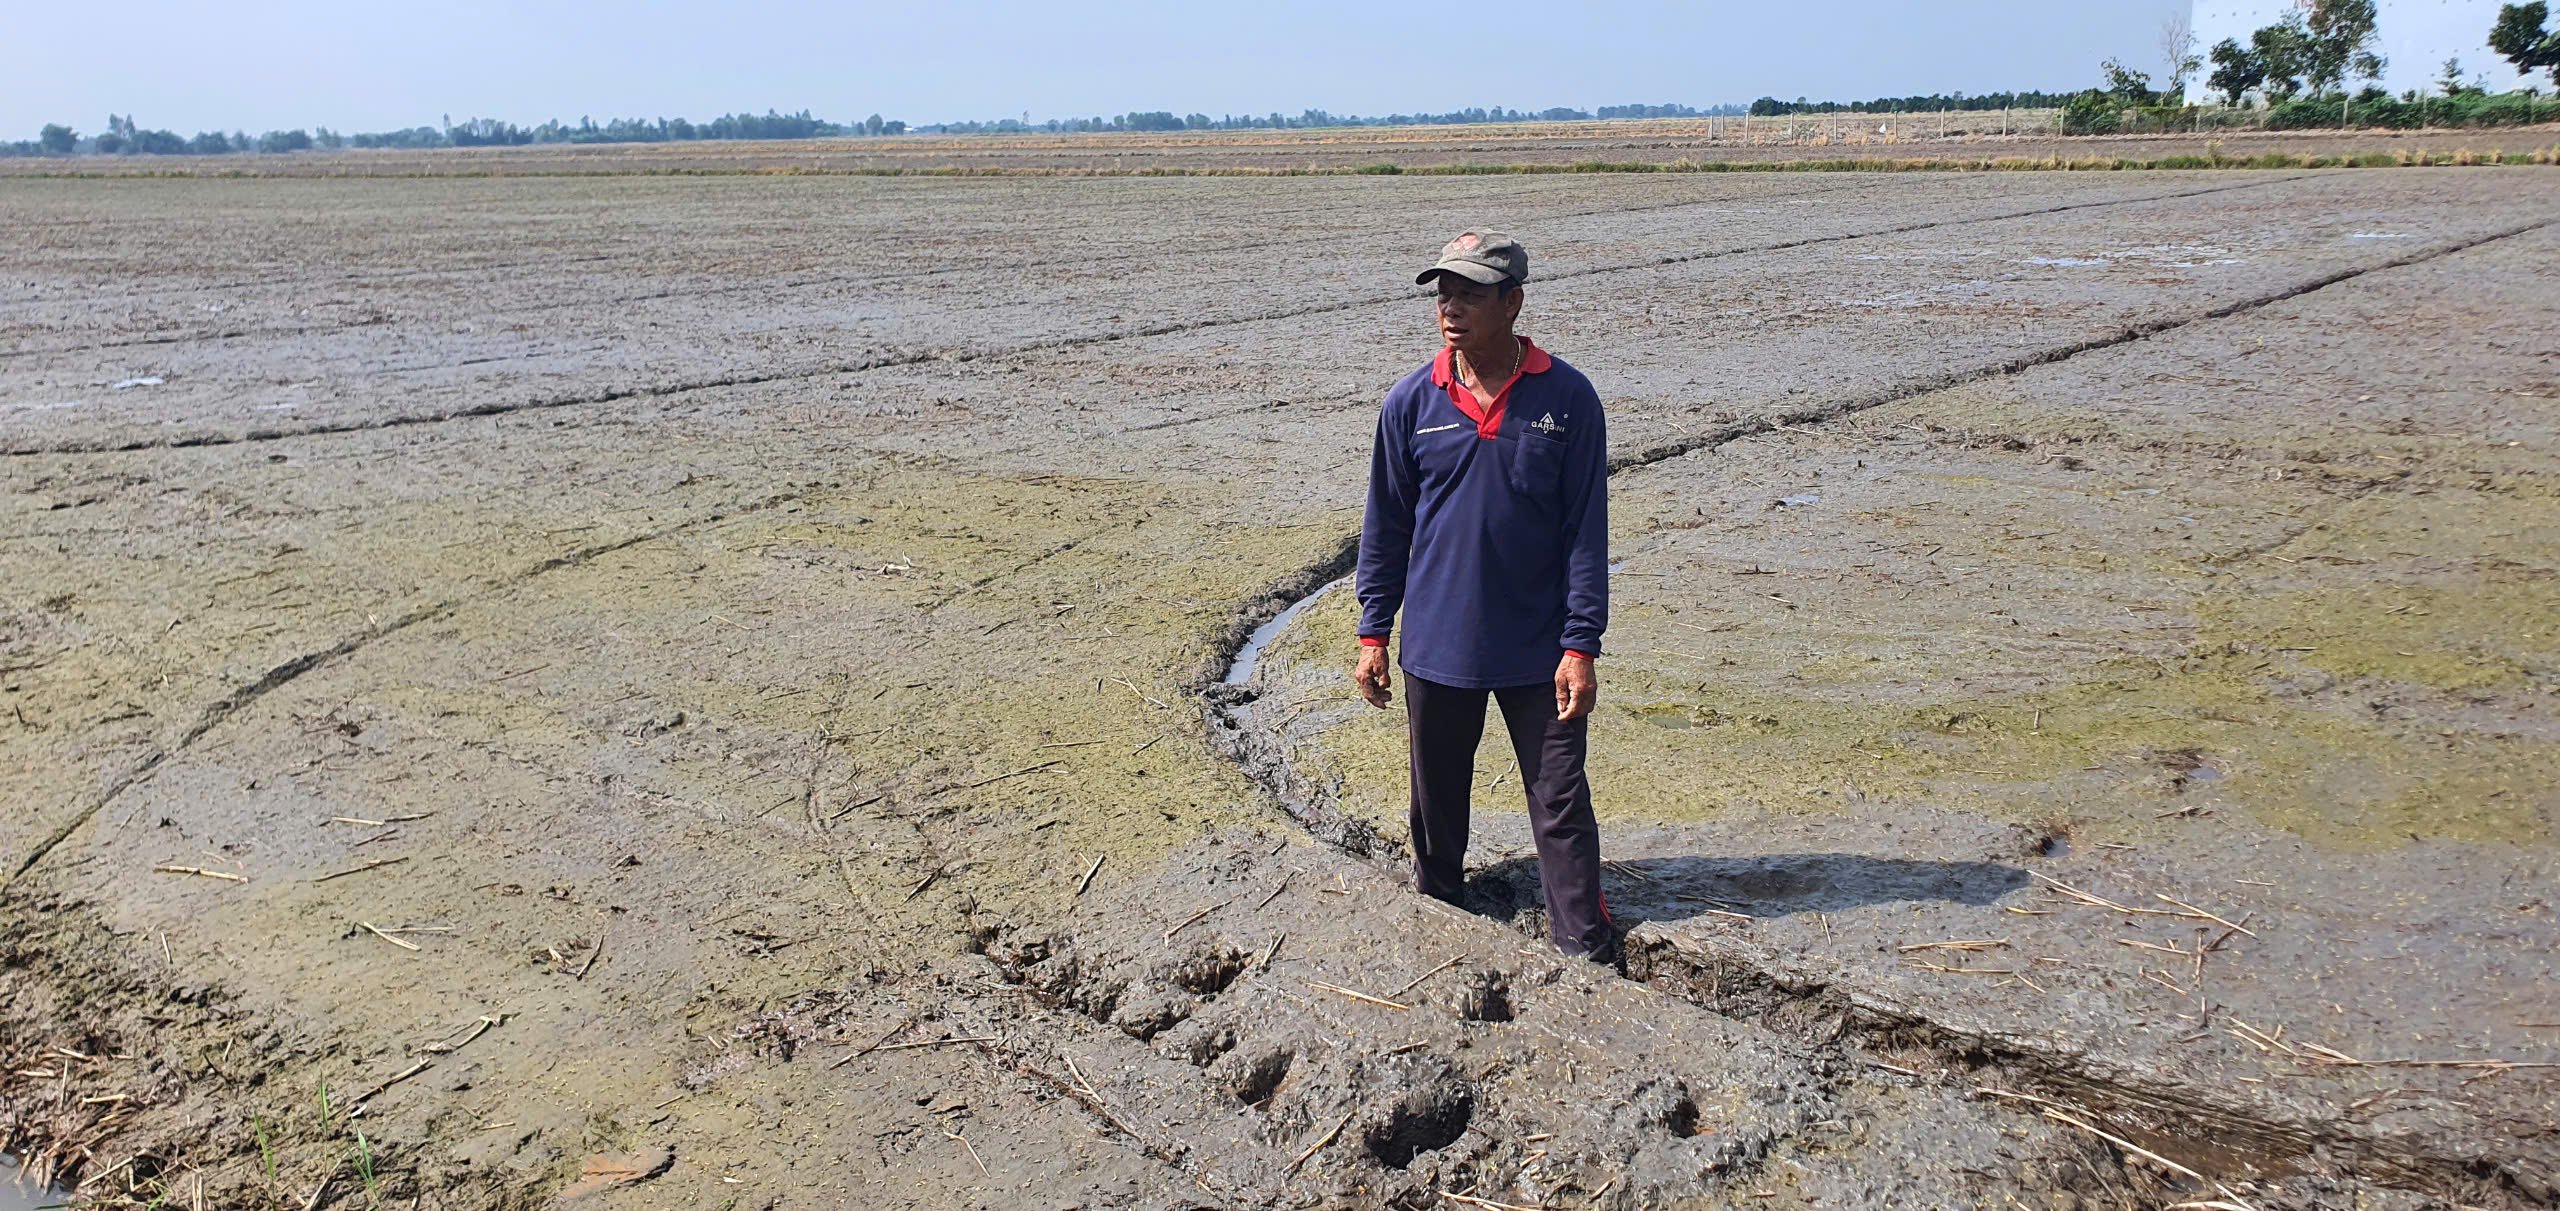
[[1357, 394, 1416, 641], [1556, 383, 1609, 656]]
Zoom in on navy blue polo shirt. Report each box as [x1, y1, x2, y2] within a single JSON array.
[[1357, 337, 1609, 689]]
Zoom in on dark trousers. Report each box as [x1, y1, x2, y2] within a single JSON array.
[[1405, 673, 1612, 957]]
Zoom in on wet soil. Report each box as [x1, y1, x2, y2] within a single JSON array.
[[2, 167, 2554, 1207]]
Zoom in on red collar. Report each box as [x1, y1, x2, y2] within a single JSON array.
[[1432, 337, 1551, 439], [1430, 336, 1552, 389]]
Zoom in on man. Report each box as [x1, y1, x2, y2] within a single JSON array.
[[1353, 230, 1614, 963]]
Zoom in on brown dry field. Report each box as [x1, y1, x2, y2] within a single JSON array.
[[0, 159, 2555, 1210], [3, 116, 2558, 177]]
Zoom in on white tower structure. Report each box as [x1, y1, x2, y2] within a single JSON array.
[[2186, 0, 2541, 100]]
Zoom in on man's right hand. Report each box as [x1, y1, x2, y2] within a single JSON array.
[[1355, 645, 1393, 708]]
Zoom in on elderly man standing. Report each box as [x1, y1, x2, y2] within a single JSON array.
[[1353, 231, 1614, 963]]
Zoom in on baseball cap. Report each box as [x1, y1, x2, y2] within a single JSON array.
[[1417, 231, 1527, 288]]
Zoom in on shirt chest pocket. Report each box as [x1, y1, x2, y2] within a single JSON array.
[[1505, 432, 1568, 503]]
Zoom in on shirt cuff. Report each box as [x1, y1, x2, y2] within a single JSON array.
[[1358, 635, 1387, 648], [1563, 648, 1597, 661]]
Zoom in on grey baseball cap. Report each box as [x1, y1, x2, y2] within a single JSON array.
[[1417, 230, 1527, 287]]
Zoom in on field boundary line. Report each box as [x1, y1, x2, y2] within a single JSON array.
[[3, 176, 1890, 361], [1605, 213, 2560, 471], [3, 174, 2312, 459], [1, 492, 803, 888]]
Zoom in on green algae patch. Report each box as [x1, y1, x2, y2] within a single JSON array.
[[2203, 580, 2556, 693], [1271, 611, 2551, 852]]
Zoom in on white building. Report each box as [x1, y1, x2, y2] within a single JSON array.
[[2187, 0, 2541, 99]]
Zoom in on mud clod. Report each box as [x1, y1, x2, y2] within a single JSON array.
[[1447, 969, 1514, 1023], [1605, 1076, 1714, 1148], [1160, 941, 1247, 997]]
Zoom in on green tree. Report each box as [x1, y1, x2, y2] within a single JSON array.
[[2100, 57, 2156, 104], [2062, 89, 2123, 134], [2208, 38, 2266, 103], [2253, 14, 2315, 99], [2490, 3, 2560, 84], [2435, 57, 2470, 95], [2307, 0, 2386, 93], [38, 123, 76, 153]]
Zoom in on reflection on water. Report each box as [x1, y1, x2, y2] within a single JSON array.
[[0, 1159, 64, 1210], [1223, 576, 1349, 686]]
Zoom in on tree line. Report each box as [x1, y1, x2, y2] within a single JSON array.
[[2065, 0, 2557, 132], [1746, 91, 2077, 115], [919, 102, 1733, 135], [3, 109, 907, 157]]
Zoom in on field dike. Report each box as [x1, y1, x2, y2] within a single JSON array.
[[1192, 218, 2559, 1208]]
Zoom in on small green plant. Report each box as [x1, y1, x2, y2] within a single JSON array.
[[256, 1115, 277, 1182], [355, 1128, 379, 1206]]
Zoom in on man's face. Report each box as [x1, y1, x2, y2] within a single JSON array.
[[1435, 276, 1518, 348]]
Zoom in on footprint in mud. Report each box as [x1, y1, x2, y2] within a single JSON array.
[[1363, 1069, 1477, 1170], [1214, 1043, 1296, 1110]]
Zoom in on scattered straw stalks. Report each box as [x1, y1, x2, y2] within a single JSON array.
[[2029, 873, 2255, 936], [1307, 980, 1409, 1011], [2040, 1106, 2259, 1211]]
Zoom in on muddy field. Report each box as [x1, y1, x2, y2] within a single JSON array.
[[2, 166, 2555, 1209]]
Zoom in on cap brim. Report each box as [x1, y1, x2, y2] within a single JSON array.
[[1417, 262, 1510, 287]]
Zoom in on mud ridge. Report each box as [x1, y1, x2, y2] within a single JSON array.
[[193, 175, 1894, 339], [1609, 213, 2559, 470], [1609, 925, 2534, 1204], [3, 494, 797, 887], [1191, 214, 2560, 1208], [3, 173, 2311, 458]]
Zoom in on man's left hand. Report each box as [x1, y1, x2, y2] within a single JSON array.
[[1555, 654, 1597, 721]]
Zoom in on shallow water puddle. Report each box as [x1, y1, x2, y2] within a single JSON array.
[[0, 1163, 63, 1210], [1224, 576, 1348, 686]]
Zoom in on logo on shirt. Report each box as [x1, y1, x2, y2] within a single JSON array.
[[1530, 412, 1566, 435], [1416, 422, 1463, 435]]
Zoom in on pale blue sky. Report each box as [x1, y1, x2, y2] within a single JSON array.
[[11, 1, 2191, 136]]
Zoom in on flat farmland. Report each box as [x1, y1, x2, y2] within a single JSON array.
[[1, 166, 2555, 1209], [5, 118, 2557, 178]]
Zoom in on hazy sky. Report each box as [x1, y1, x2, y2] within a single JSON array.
[[10, 1, 2191, 136]]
